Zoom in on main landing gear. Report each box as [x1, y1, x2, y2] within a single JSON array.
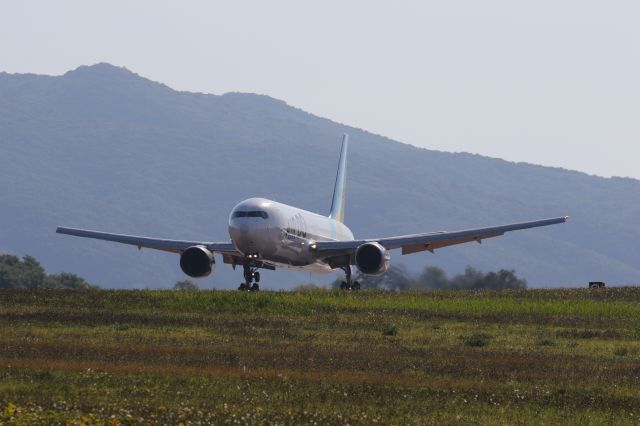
[[238, 259, 260, 291], [339, 266, 360, 291]]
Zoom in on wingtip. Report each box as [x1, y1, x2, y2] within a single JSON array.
[[56, 226, 73, 234]]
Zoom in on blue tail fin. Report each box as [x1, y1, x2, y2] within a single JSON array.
[[329, 134, 349, 223]]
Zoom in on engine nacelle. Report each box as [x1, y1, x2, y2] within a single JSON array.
[[355, 242, 390, 276], [179, 246, 215, 278]]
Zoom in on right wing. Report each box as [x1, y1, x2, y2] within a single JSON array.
[[314, 216, 568, 256], [56, 227, 239, 255]]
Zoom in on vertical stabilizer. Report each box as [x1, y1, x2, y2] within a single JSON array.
[[329, 134, 349, 223]]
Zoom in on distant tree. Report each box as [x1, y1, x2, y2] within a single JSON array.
[[0, 254, 46, 288], [360, 265, 415, 291], [447, 266, 526, 290], [173, 280, 199, 291], [417, 266, 449, 289], [450, 266, 487, 290], [478, 269, 527, 290], [44, 272, 95, 289], [0, 254, 97, 289]]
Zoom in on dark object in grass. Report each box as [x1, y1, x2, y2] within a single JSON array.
[[462, 333, 491, 347], [614, 346, 629, 357], [589, 281, 606, 289], [114, 324, 130, 331], [383, 324, 398, 336], [536, 338, 555, 346]]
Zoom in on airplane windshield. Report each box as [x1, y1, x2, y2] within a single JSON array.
[[232, 211, 269, 219]]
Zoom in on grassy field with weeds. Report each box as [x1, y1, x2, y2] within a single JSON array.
[[1, 288, 640, 424]]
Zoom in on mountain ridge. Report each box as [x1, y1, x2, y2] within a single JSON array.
[[8, 62, 637, 180]]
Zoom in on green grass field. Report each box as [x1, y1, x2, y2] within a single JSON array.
[[1, 288, 640, 425]]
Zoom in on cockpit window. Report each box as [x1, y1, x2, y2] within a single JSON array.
[[232, 211, 268, 219]]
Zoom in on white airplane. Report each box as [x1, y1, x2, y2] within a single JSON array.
[[57, 134, 568, 291]]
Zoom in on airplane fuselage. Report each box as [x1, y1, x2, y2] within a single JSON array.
[[228, 197, 354, 274]]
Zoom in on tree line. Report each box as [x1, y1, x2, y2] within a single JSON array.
[[0, 254, 96, 289], [331, 265, 527, 291]]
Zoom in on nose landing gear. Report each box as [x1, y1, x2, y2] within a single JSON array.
[[339, 265, 360, 291], [238, 258, 261, 291]]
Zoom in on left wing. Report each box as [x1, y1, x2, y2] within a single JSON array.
[[56, 227, 239, 255], [314, 216, 568, 256]]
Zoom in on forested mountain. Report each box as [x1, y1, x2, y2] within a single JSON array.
[[1, 63, 638, 288]]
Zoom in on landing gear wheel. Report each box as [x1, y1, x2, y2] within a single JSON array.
[[339, 266, 360, 291], [238, 258, 262, 291]]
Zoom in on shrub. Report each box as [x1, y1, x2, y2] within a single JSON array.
[[0, 255, 46, 288], [45, 273, 94, 289], [463, 333, 491, 347], [383, 324, 398, 336], [173, 280, 199, 291], [614, 346, 629, 357]]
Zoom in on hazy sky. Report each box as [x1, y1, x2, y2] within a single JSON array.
[[2, 1, 638, 178]]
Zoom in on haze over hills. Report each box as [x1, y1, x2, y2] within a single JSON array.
[[1, 63, 639, 289]]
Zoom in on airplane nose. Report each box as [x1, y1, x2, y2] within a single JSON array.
[[228, 199, 277, 255]]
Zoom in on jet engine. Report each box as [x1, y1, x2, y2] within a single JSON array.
[[179, 246, 215, 278], [355, 242, 390, 276]]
